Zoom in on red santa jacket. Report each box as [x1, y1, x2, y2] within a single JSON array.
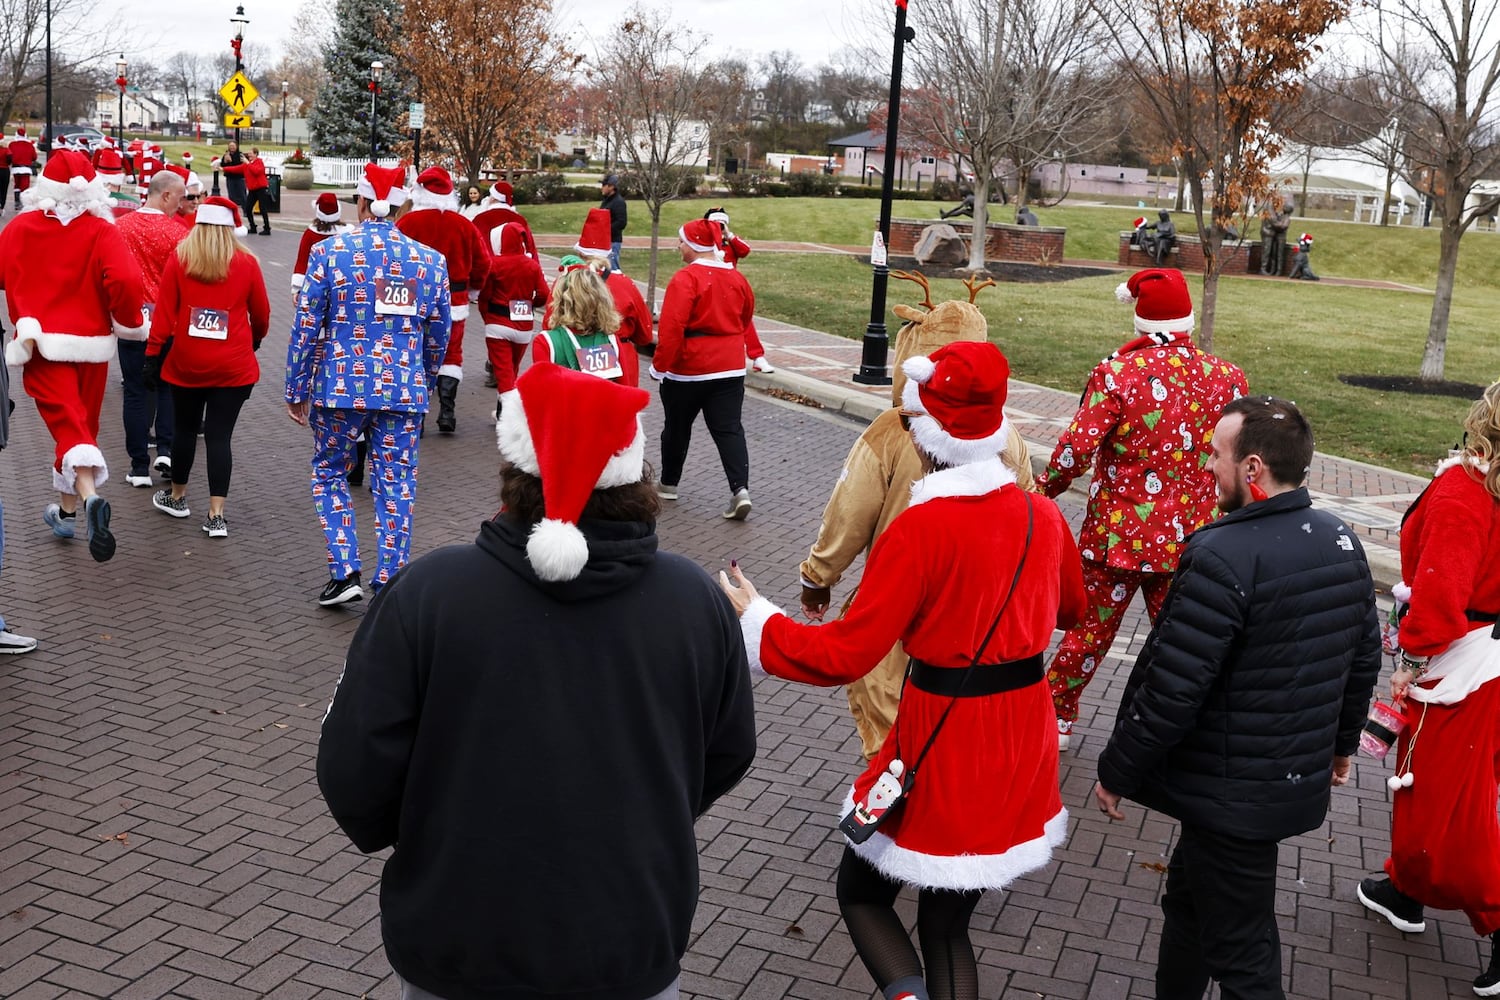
[[605, 270, 653, 388], [479, 255, 550, 342], [0, 146, 10, 169], [652, 260, 754, 381], [396, 208, 491, 320], [472, 205, 537, 259], [292, 225, 351, 289], [0, 210, 146, 365], [1042, 329, 1248, 573], [7, 136, 37, 174], [1398, 458, 1500, 657], [220, 156, 268, 191], [146, 250, 269, 388], [116, 209, 187, 303]]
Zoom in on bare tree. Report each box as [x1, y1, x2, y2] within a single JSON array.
[[594, 4, 717, 310], [1090, 0, 1350, 350], [0, 0, 125, 124], [1353, 0, 1500, 380]]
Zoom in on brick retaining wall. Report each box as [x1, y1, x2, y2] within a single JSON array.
[[1116, 233, 1305, 274], [889, 217, 1066, 264]]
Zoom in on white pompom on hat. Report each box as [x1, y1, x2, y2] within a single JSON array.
[[495, 363, 650, 582], [1116, 267, 1194, 335], [356, 162, 409, 218], [899, 341, 1014, 468]]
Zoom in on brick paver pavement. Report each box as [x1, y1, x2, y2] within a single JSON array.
[[0, 219, 1473, 999]]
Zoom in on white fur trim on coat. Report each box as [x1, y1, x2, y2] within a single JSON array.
[[1408, 625, 1500, 706], [53, 443, 108, 494], [739, 596, 782, 675], [113, 319, 148, 341], [909, 458, 1017, 508], [484, 323, 535, 344], [406, 188, 458, 213], [437, 364, 464, 381], [6, 318, 117, 365], [450, 303, 470, 321], [842, 793, 1068, 892], [291, 273, 306, 290]]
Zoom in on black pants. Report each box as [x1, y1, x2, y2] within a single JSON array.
[[658, 376, 748, 493], [118, 340, 174, 472], [1157, 824, 1284, 1000], [242, 188, 270, 232], [0, 168, 9, 209], [170, 384, 253, 496]]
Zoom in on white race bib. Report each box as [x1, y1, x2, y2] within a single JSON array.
[[374, 275, 418, 316], [576, 341, 623, 380], [187, 306, 229, 340], [509, 299, 533, 322]]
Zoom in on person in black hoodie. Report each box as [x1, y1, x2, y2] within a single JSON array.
[[317, 363, 757, 1000], [1092, 396, 1380, 1000]]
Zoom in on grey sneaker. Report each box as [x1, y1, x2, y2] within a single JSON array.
[[202, 514, 228, 538], [152, 490, 191, 518], [722, 488, 752, 521], [658, 482, 679, 501], [0, 629, 38, 654], [43, 503, 75, 539]]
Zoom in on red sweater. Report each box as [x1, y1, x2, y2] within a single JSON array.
[[606, 271, 653, 388], [652, 260, 754, 380], [146, 251, 270, 388], [396, 209, 491, 317], [221, 156, 268, 190], [479, 255, 550, 338], [117, 209, 188, 303]]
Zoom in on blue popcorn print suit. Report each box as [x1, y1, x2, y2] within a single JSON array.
[[284, 219, 451, 589]]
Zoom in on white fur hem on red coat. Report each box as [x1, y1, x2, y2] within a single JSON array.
[[909, 458, 1016, 508], [52, 444, 108, 493], [485, 323, 535, 344], [739, 596, 782, 675], [841, 791, 1068, 891], [6, 318, 117, 365]]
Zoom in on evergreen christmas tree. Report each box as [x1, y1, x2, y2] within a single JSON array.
[[308, 0, 410, 158]]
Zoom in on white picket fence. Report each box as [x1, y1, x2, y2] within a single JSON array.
[[218, 153, 404, 188]]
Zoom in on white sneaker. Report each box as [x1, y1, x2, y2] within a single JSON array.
[[658, 482, 679, 501], [722, 488, 752, 521], [125, 472, 153, 488], [153, 455, 172, 477], [0, 629, 38, 654], [752, 356, 776, 373], [1057, 718, 1073, 751]]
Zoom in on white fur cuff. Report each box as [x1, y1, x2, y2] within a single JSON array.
[[437, 364, 464, 381], [739, 596, 783, 675]]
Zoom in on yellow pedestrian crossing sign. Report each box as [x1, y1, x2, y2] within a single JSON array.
[[219, 71, 259, 113], [224, 113, 252, 129]]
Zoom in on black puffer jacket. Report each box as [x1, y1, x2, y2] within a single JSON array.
[[1097, 487, 1380, 841]]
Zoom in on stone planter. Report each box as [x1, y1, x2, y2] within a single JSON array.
[[282, 163, 314, 190]]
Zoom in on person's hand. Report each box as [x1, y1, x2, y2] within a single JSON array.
[[1093, 781, 1125, 821], [1391, 666, 1415, 703], [1331, 755, 1352, 787], [716, 560, 759, 618], [286, 399, 311, 426], [801, 584, 831, 621]]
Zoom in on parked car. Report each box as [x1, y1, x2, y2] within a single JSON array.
[[41, 124, 106, 148]]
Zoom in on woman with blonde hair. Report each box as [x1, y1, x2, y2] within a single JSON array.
[[1357, 380, 1500, 996], [532, 264, 625, 383], [142, 196, 269, 539]]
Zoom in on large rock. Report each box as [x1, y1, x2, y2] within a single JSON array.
[[913, 223, 968, 267]]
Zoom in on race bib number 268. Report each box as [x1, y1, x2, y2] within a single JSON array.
[[374, 275, 418, 316]]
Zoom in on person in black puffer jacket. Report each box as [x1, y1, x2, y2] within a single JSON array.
[[1093, 395, 1380, 1000]]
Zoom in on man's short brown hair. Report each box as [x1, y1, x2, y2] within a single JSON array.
[[1222, 396, 1314, 487]]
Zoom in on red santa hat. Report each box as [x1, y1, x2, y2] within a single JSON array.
[[408, 165, 458, 211], [184, 172, 204, 194], [163, 164, 191, 184], [1299, 232, 1313, 244], [678, 218, 721, 254], [899, 341, 1014, 468], [95, 147, 125, 178], [1133, 216, 1147, 229], [180, 151, 193, 164], [356, 162, 408, 217], [27, 149, 112, 220], [495, 363, 650, 582], [14, 126, 25, 137], [314, 192, 343, 223], [492, 221, 531, 257], [486, 181, 514, 206], [575, 208, 614, 259], [196, 195, 249, 237], [1114, 267, 1194, 335]]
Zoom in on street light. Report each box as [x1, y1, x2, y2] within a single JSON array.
[[369, 61, 383, 161], [853, 4, 913, 386], [114, 54, 127, 148], [42, 0, 52, 153], [230, 5, 249, 146], [281, 80, 289, 146]]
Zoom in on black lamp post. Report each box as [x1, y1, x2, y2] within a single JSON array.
[[230, 5, 249, 146], [42, 0, 52, 154], [369, 61, 383, 161], [853, 3, 913, 387], [113, 55, 127, 148], [281, 80, 289, 146]]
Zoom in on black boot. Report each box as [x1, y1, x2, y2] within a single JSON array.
[[348, 439, 368, 488], [1476, 931, 1500, 996], [436, 375, 459, 433]]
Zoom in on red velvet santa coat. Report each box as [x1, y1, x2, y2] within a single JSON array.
[[652, 260, 754, 381], [742, 461, 1087, 889], [117, 209, 188, 303], [1042, 329, 1247, 573], [478, 254, 550, 342], [396, 207, 491, 322], [292, 225, 351, 290], [0, 210, 146, 365], [472, 205, 536, 259], [219, 156, 268, 190], [1385, 458, 1500, 934], [7, 135, 36, 174]]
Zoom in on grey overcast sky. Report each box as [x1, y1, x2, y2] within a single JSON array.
[[117, 0, 870, 76]]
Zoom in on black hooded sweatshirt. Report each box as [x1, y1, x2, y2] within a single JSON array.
[[318, 515, 757, 1000]]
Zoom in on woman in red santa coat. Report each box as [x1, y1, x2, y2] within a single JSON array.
[[1357, 380, 1500, 997], [720, 341, 1085, 1000]]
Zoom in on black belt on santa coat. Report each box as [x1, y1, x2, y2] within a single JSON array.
[[907, 653, 1044, 697]]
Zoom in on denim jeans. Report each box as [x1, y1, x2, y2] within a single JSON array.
[[117, 340, 173, 472], [610, 241, 623, 272]]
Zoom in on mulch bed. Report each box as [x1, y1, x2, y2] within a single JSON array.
[[1338, 374, 1488, 399]]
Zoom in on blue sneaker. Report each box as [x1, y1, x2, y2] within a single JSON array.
[[85, 496, 115, 563], [43, 503, 75, 539]]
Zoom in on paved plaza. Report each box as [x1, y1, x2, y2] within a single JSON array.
[[0, 209, 1476, 999]]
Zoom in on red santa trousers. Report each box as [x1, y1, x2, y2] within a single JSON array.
[[438, 315, 465, 382], [1047, 561, 1171, 724], [1385, 677, 1500, 935], [485, 339, 527, 395], [22, 355, 109, 492]]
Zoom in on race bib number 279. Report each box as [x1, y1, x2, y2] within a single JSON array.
[[375, 275, 418, 316]]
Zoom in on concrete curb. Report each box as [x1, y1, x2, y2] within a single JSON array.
[[745, 367, 1405, 592]]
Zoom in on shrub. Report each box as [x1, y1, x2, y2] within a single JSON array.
[[723, 171, 771, 197], [784, 171, 838, 197]]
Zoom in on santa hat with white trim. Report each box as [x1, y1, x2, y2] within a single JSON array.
[[575, 208, 613, 259], [678, 218, 721, 256], [196, 195, 249, 237], [95, 147, 126, 181], [492, 221, 531, 257], [899, 341, 1014, 468], [25, 149, 112, 220], [1113, 267, 1194, 335], [485, 181, 514, 206], [408, 165, 458, 211], [495, 363, 650, 582], [357, 162, 408, 217], [1299, 232, 1313, 245], [314, 191, 343, 223]]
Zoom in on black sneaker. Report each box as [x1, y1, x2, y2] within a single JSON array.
[[1477, 932, 1500, 996], [85, 496, 115, 563], [1357, 876, 1426, 933], [317, 573, 364, 607]]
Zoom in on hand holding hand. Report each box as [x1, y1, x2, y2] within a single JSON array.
[[801, 585, 831, 622], [716, 560, 760, 618], [1093, 781, 1125, 821]]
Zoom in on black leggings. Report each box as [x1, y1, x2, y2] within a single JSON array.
[[170, 384, 253, 496], [835, 847, 984, 1000]]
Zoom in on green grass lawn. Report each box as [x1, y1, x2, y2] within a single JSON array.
[[549, 196, 1500, 475]]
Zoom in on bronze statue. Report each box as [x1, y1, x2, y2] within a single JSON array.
[[1287, 232, 1319, 280], [1142, 209, 1177, 266], [1260, 198, 1291, 275], [940, 190, 976, 220]]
